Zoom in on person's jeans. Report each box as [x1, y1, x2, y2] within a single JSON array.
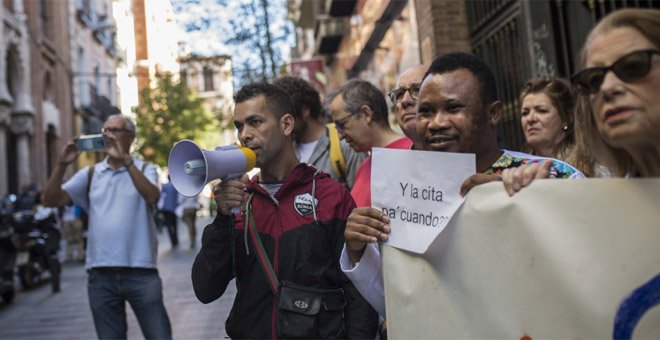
[[182, 208, 197, 247], [88, 267, 172, 340]]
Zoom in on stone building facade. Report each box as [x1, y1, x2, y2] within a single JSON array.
[[68, 0, 120, 168], [1, 0, 73, 196]]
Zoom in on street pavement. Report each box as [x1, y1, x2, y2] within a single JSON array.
[[0, 215, 236, 339]]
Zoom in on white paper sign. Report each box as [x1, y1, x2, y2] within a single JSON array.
[[371, 148, 475, 253]]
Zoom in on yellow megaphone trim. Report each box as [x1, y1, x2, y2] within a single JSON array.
[[238, 146, 257, 172]]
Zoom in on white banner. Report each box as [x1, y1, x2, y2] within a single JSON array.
[[383, 179, 660, 338], [371, 148, 475, 253]]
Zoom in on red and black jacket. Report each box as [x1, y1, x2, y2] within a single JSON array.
[[192, 164, 378, 339]]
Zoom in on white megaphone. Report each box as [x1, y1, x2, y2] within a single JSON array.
[[168, 140, 257, 198]]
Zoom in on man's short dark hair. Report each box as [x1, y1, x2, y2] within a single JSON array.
[[424, 52, 498, 106], [272, 76, 323, 120], [335, 79, 388, 126], [234, 83, 294, 119]]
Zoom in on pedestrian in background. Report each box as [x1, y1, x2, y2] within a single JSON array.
[[61, 203, 84, 262], [15, 183, 41, 211], [41, 114, 172, 340], [159, 175, 179, 248], [176, 194, 199, 249]]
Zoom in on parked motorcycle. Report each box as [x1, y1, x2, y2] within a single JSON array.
[[0, 196, 17, 303], [11, 206, 61, 293]]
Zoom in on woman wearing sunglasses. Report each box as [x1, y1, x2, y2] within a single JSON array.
[[570, 8, 660, 178], [501, 8, 660, 195]]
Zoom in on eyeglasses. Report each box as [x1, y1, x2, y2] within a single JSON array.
[[333, 113, 357, 134], [571, 49, 659, 95], [388, 84, 421, 103], [102, 127, 133, 134]]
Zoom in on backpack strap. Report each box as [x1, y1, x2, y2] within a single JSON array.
[[86, 165, 95, 199], [326, 123, 347, 183]]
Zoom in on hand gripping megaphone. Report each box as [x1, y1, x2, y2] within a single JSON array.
[[168, 140, 256, 197]]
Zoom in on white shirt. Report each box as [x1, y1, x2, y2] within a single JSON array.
[[63, 157, 159, 270], [339, 243, 386, 316], [296, 140, 319, 163]]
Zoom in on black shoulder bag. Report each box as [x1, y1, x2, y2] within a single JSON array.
[[244, 193, 347, 339]]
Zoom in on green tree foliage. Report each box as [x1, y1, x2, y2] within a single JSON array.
[[135, 74, 220, 167]]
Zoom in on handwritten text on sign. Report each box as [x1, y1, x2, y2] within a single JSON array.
[[371, 148, 475, 253]]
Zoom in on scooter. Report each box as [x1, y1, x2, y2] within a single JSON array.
[[11, 206, 61, 293]]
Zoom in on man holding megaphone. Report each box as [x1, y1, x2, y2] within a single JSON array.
[[191, 83, 378, 338]]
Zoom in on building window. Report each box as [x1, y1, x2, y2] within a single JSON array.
[[203, 66, 214, 92], [43, 71, 54, 102], [40, 0, 51, 37], [77, 0, 93, 26]]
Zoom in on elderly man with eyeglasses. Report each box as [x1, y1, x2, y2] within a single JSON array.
[[390, 64, 429, 147], [328, 79, 413, 208], [42, 114, 172, 339]]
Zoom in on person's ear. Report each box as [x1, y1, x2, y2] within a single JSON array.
[[360, 104, 373, 125], [280, 113, 295, 136], [488, 101, 503, 126]]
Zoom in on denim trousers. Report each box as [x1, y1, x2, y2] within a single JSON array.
[[88, 267, 172, 340]]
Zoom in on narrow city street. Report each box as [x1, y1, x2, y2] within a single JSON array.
[[0, 215, 235, 339]]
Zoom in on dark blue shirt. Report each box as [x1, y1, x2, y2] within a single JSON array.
[[160, 182, 179, 213]]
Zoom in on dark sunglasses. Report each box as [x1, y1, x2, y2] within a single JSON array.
[[388, 84, 421, 103], [571, 49, 659, 95]]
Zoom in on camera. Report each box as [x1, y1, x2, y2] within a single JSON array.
[[76, 134, 107, 152]]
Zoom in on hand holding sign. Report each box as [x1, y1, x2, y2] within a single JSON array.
[[344, 207, 391, 264]]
